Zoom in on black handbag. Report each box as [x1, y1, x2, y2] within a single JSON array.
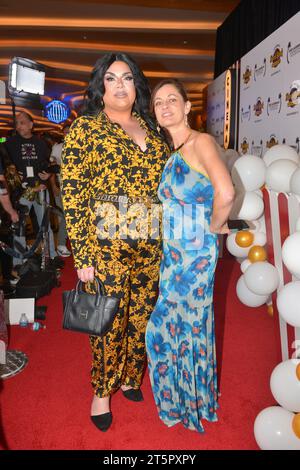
[[62, 278, 120, 336]]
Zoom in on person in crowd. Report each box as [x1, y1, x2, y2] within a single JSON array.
[[61, 53, 170, 432], [3, 112, 57, 264], [146, 78, 235, 433], [50, 125, 71, 257], [0, 155, 19, 285], [0, 157, 19, 222]]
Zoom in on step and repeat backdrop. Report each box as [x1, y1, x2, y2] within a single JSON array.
[[239, 12, 300, 157], [207, 12, 300, 157], [206, 70, 226, 147]]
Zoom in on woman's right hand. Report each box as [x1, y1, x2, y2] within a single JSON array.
[[77, 267, 95, 283], [210, 223, 230, 235]]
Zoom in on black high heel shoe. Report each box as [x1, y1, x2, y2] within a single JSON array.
[[91, 412, 112, 432], [122, 388, 144, 402]]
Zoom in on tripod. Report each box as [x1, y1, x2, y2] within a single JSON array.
[[0, 189, 64, 290]]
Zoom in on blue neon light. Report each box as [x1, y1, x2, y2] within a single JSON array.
[[45, 100, 70, 124]]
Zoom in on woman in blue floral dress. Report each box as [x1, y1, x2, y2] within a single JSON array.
[[146, 79, 235, 432]]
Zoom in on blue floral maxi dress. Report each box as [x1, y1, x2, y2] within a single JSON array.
[[145, 150, 219, 433]]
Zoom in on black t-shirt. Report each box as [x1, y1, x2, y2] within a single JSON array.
[[4, 134, 50, 187]]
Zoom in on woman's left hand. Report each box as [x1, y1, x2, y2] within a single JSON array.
[[77, 266, 95, 283]]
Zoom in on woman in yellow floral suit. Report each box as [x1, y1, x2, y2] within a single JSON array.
[[61, 53, 169, 432]]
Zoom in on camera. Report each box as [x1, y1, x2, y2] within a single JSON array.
[[47, 164, 60, 174], [37, 161, 60, 175]]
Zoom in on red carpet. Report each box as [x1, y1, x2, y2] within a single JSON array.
[[0, 254, 278, 450]]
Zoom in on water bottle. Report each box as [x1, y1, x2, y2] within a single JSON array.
[[19, 313, 29, 328], [32, 322, 46, 331]]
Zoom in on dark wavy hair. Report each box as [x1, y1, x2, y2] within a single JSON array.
[[83, 52, 158, 133]]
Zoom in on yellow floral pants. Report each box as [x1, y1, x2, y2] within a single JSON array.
[[89, 201, 162, 397]]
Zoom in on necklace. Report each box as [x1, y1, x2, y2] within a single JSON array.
[[173, 131, 192, 152]]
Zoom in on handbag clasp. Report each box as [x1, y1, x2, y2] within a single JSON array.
[[79, 310, 89, 320]]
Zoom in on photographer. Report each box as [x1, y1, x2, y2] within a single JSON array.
[[0, 155, 19, 285], [3, 111, 57, 265]]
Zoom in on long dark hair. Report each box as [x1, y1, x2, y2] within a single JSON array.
[[83, 52, 157, 133]]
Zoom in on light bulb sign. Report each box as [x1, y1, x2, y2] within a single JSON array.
[[45, 100, 70, 124], [224, 68, 236, 149]]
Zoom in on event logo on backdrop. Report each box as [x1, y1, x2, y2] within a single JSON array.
[[251, 139, 263, 157], [267, 94, 282, 115], [282, 136, 300, 152], [253, 98, 264, 118], [270, 45, 283, 68], [254, 59, 267, 80], [239, 12, 300, 156], [287, 41, 300, 63], [241, 105, 251, 122], [266, 134, 279, 148], [285, 81, 300, 110], [242, 66, 252, 88], [240, 137, 249, 154]]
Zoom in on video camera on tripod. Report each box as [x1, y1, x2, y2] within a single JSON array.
[[1, 187, 64, 299]]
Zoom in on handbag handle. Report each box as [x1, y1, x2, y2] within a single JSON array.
[[74, 277, 106, 307]]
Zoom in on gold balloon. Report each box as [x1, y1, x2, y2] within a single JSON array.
[[292, 413, 300, 439], [296, 363, 300, 381], [248, 245, 267, 263], [267, 304, 273, 316], [235, 230, 254, 248]]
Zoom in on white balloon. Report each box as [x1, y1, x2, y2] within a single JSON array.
[[263, 144, 300, 167], [254, 189, 263, 198], [230, 192, 264, 221], [236, 275, 269, 307], [277, 281, 300, 327], [282, 232, 300, 277], [254, 406, 300, 450], [290, 168, 300, 196], [226, 233, 250, 258], [253, 231, 267, 246], [241, 259, 252, 273], [225, 149, 240, 172], [270, 360, 300, 412], [244, 261, 279, 295], [257, 214, 266, 234], [247, 215, 266, 233], [296, 217, 300, 232], [231, 154, 266, 192], [266, 159, 298, 193], [248, 219, 261, 232]]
